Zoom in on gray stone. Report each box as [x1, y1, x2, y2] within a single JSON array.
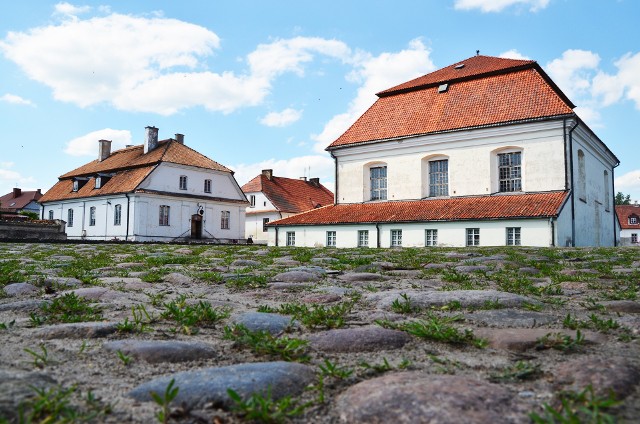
[[231, 259, 261, 267], [267, 282, 313, 290], [474, 328, 607, 352], [338, 272, 389, 282], [116, 262, 145, 268], [34, 322, 119, 339], [173, 248, 193, 255], [0, 299, 49, 312], [128, 361, 315, 409], [302, 293, 341, 303], [308, 326, 411, 352], [336, 373, 520, 424], [231, 312, 295, 335], [372, 289, 538, 310], [0, 369, 57, 421], [98, 276, 144, 285], [553, 357, 640, 399], [163, 272, 194, 285], [601, 300, 640, 313], [271, 270, 321, 283], [311, 257, 338, 263], [454, 265, 489, 273], [64, 287, 124, 301], [423, 263, 449, 270], [287, 266, 327, 276], [3, 282, 39, 296], [44, 277, 82, 287], [103, 340, 217, 363], [464, 309, 557, 328], [272, 257, 301, 266]]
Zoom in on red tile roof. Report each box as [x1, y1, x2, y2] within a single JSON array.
[[615, 205, 640, 230], [0, 188, 42, 211], [269, 191, 569, 226], [241, 174, 334, 214], [329, 55, 575, 149]]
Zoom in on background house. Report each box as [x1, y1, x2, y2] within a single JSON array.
[[616, 204, 640, 246], [40, 127, 248, 242], [241, 169, 333, 243], [269, 55, 619, 248], [0, 188, 43, 217]]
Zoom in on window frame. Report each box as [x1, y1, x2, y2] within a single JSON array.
[[48, 210, 54, 220], [425, 229, 438, 246], [506, 227, 521, 246], [159, 205, 170, 226], [358, 230, 369, 247], [369, 166, 388, 201], [428, 160, 449, 197], [326, 231, 336, 247], [262, 218, 270, 232], [391, 229, 402, 247], [67, 208, 74, 227], [286, 231, 295, 246], [89, 206, 96, 226], [629, 216, 638, 225], [498, 152, 522, 193], [204, 179, 212, 193], [466, 228, 480, 246], [250, 195, 256, 207], [114, 204, 122, 226], [632, 233, 638, 244], [220, 210, 230, 230], [179, 175, 188, 190]]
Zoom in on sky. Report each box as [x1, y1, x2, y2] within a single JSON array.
[[1, 0, 639, 203]]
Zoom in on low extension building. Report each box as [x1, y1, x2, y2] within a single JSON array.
[[0, 188, 43, 217], [616, 204, 640, 246]]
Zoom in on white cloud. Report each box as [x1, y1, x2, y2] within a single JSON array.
[[312, 38, 435, 152], [546, 49, 600, 99], [260, 108, 303, 127], [0, 93, 34, 106], [64, 129, 132, 157], [0, 165, 36, 194], [454, 0, 550, 13], [593, 52, 640, 110], [499, 49, 530, 60], [54, 2, 91, 18], [615, 169, 640, 201], [231, 155, 335, 191]]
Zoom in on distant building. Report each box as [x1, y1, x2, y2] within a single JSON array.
[[0, 188, 42, 216], [269, 55, 619, 248], [40, 127, 248, 241], [241, 169, 333, 243], [616, 204, 640, 246]]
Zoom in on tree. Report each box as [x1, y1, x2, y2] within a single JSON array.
[[615, 192, 631, 205]]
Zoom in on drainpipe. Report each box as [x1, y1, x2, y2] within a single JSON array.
[[81, 201, 86, 240], [40, 204, 44, 220], [330, 150, 338, 205], [105, 200, 110, 241], [549, 217, 555, 247], [375, 223, 381, 248], [275, 227, 279, 246], [125, 194, 131, 241], [567, 120, 579, 247], [611, 162, 620, 246]]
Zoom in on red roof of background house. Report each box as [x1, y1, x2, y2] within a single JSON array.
[[0, 188, 42, 211], [40, 139, 233, 203], [269, 191, 569, 226], [242, 173, 334, 214], [616, 204, 640, 230], [328, 55, 575, 149]]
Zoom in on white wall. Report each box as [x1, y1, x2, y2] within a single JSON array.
[[245, 211, 282, 242]]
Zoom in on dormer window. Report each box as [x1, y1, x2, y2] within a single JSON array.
[[95, 177, 102, 189], [73, 180, 79, 192], [72, 177, 89, 192], [94, 173, 112, 189], [630, 216, 639, 225]]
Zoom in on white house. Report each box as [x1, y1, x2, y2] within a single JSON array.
[[268, 55, 619, 248], [40, 127, 248, 242], [241, 169, 334, 243], [616, 204, 640, 246]]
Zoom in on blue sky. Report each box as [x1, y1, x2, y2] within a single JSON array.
[[1, 0, 639, 202]]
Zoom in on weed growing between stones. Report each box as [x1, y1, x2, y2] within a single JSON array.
[[225, 274, 269, 291], [318, 359, 354, 379], [390, 293, 419, 314], [161, 295, 230, 335], [17, 385, 112, 423], [141, 269, 171, 283], [489, 361, 542, 382], [116, 350, 132, 366], [0, 259, 25, 287], [150, 378, 179, 424], [33, 292, 103, 324], [0, 319, 15, 330], [529, 385, 619, 424], [117, 304, 155, 333], [359, 357, 411, 374], [223, 324, 310, 362], [257, 301, 354, 329], [24, 343, 49, 368], [227, 387, 309, 424], [536, 330, 585, 353]]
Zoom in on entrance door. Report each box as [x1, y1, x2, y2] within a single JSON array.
[[191, 214, 202, 239]]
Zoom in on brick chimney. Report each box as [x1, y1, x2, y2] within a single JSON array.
[[98, 139, 112, 162], [262, 169, 273, 180], [144, 126, 159, 154], [12, 188, 21, 198], [309, 177, 320, 187], [175, 133, 184, 144]]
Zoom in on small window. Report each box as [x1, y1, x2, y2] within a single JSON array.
[[204, 179, 212, 193], [250, 195, 256, 207], [159, 205, 170, 226], [370, 166, 387, 201], [506, 227, 521, 246], [89, 207, 96, 226], [48, 210, 54, 220], [630, 217, 638, 225], [286, 231, 295, 246], [425, 229, 438, 246], [358, 230, 369, 247], [603, 171, 610, 212], [498, 152, 522, 192], [577, 150, 586, 201], [67, 209, 74, 227], [262, 218, 270, 232], [114, 204, 122, 226], [466, 228, 480, 246], [632, 233, 638, 244], [221, 211, 230, 229], [263, 201, 267, 207], [391, 229, 402, 247], [179, 175, 188, 190], [95, 177, 102, 189], [326, 231, 336, 247], [73, 180, 79, 192]]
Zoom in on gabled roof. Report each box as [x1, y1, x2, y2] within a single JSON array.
[[615, 204, 640, 230], [328, 55, 575, 149], [241, 174, 334, 214], [0, 189, 42, 211], [269, 191, 569, 226]]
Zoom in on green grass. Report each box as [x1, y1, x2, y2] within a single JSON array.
[[160, 295, 230, 335], [228, 387, 308, 424], [223, 324, 309, 362], [33, 292, 103, 324], [257, 300, 354, 329], [530, 385, 619, 424], [17, 384, 112, 423]]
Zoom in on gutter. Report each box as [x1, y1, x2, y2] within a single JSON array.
[[375, 223, 381, 248], [612, 161, 620, 246], [567, 119, 579, 247], [274, 227, 279, 247]]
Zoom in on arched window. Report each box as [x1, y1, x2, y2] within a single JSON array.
[[422, 155, 449, 198], [603, 170, 610, 211], [48, 210, 54, 220], [89, 207, 96, 226], [67, 209, 74, 227], [179, 175, 188, 190], [114, 204, 122, 225], [364, 162, 388, 201], [577, 150, 586, 201]]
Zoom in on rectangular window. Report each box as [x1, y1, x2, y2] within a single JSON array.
[[370, 166, 387, 201], [204, 179, 212, 193], [498, 152, 522, 192], [72, 180, 79, 192], [326, 231, 336, 247], [466, 228, 480, 246], [159, 205, 170, 226], [429, 160, 448, 197], [358, 230, 369, 247], [48, 210, 54, 220], [262, 218, 270, 232], [67, 209, 74, 227], [114, 204, 122, 226], [632, 233, 638, 244], [250, 195, 256, 207], [630, 217, 638, 225], [95, 177, 102, 189], [179, 175, 188, 190], [89, 206, 96, 226], [506, 227, 521, 246], [391, 229, 402, 247], [221, 210, 230, 229], [286, 231, 295, 246], [425, 229, 438, 246]]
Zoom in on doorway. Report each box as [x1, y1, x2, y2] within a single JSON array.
[[191, 214, 202, 239]]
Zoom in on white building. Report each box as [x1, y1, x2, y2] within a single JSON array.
[[241, 169, 333, 243], [40, 127, 248, 242], [616, 204, 640, 246], [269, 55, 619, 248]]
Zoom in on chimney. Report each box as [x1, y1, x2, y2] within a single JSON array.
[[36, 189, 41, 195], [12, 188, 21, 198], [98, 139, 112, 162], [309, 177, 320, 187], [144, 126, 159, 154], [175, 133, 184, 144], [299, 177, 307, 181], [262, 169, 273, 180]]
